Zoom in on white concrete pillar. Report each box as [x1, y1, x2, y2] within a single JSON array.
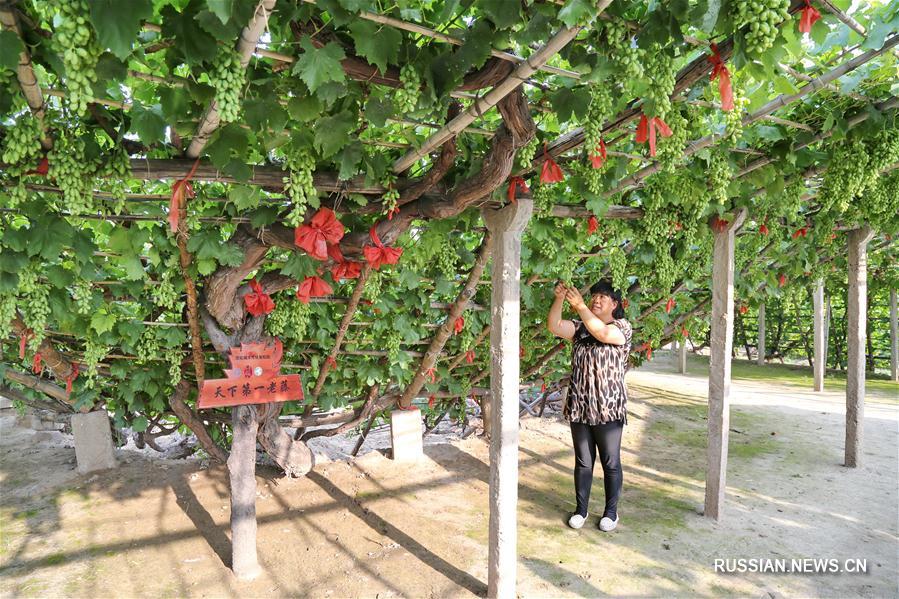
[[757, 303, 766, 365], [890, 288, 898, 382], [704, 210, 745, 521], [813, 280, 826, 392], [679, 338, 688, 374], [71, 411, 117, 474], [845, 226, 874, 468], [481, 198, 532, 599], [389, 407, 423, 462]]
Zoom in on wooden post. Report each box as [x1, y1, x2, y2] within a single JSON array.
[[757, 303, 766, 365], [845, 226, 874, 468], [481, 198, 532, 599], [679, 338, 688, 374], [704, 210, 746, 521], [813, 280, 826, 392], [891, 289, 898, 382], [228, 405, 262, 580]]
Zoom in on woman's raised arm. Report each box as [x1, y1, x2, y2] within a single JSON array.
[[547, 282, 576, 340]]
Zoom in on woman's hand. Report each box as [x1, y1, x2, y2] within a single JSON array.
[[554, 282, 567, 300], [564, 286, 587, 310]]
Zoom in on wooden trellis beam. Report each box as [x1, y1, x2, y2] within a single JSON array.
[[300, 0, 581, 80], [605, 36, 899, 197], [0, 6, 51, 149], [390, 11, 608, 173]]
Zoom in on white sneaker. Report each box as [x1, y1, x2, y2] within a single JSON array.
[[567, 513, 587, 529], [599, 515, 619, 531]]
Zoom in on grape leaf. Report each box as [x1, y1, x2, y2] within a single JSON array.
[[556, 0, 594, 28], [88, 0, 152, 59], [314, 111, 356, 157], [206, 0, 233, 23], [129, 103, 167, 145], [349, 20, 401, 75], [293, 36, 346, 93], [0, 30, 24, 71]]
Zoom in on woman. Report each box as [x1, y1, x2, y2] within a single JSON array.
[[547, 279, 632, 532]]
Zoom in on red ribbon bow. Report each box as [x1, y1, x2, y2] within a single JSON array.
[[759, 223, 769, 236], [294, 208, 345, 261], [665, 297, 675, 314], [427, 368, 436, 384], [778, 274, 788, 287], [539, 143, 564, 183], [387, 206, 400, 221], [739, 304, 749, 315], [589, 139, 607, 169], [454, 317, 464, 335], [507, 177, 529, 203], [363, 225, 403, 270], [169, 158, 201, 233], [244, 279, 275, 316], [428, 394, 436, 409], [587, 215, 599, 235], [708, 43, 734, 112], [799, 0, 821, 34], [711, 216, 730, 233], [638, 342, 652, 360], [25, 156, 50, 176], [681, 326, 689, 338], [19, 329, 33, 359], [540, 380, 547, 393], [325, 356, 337, 371], [327, 244, 362, 281], [635, 114, 673, 157], [66, 363, 79, 396], [791, 227, 808, 239], [296, 276, 333, 304], [32, 352, 42, 374], [465, 350, 475, 364]]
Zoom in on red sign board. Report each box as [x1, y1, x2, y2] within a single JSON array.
[[198, 339, 304, 409]]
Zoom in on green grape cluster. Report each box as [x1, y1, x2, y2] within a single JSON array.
[[708, 151, 732, 205], [539, 238, 558, 261], [862, 129, 899, 191], [517, 137, 538, 170], [819, 138, 869, 213], [211, 50, 244, 123], [732, 0, 790, 55], [655, 108, 689, 172], [0, 294, 16, 341], [18, 268, 49, 352], [151, 271, 179, 311], [603, 19, 643, 80], [584, 85, 613, 154], [1, 112, 42, 168], [395, 65, 420, 114], [638, 177, 671, 244], [363, 270, 384, 301], [642, 45, 675, 120], [724, 94, 749, 144], [532, 183, 555, 217], [97, 146, 130, 213], [609, 246, 627, 294], [283, 147, 316, 226], [585, 165, 604, 194], [136, 328, 160, 364], [82, 336, 108, 389], [862, 172, 899, 225], [265, 298, 311, 340], [381, 173, 400, 218], [436, 237, 458, 280], [782, 180, 805, 223], [652, 249, 677, 294], [48, 128, 94, 214], [6, 181, 28, 209], [166, 348, 183, 387], [72, 279, 93, 315], [49, 0, 101, 115], [385, 329, 402, 363]]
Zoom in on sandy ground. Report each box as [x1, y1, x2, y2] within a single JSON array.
[[1, 359, 897, 598]]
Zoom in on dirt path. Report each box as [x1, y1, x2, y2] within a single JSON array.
[[1, 364, 896, 598]]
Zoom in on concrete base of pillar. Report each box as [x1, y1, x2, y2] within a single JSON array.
[[72, 411, 117, 474], [389, 408, 423, 462]]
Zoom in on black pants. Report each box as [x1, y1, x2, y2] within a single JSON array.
[[570, 420, 624, 519]]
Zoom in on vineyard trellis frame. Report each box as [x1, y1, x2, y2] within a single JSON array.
[[2, 0, 898, 593]]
